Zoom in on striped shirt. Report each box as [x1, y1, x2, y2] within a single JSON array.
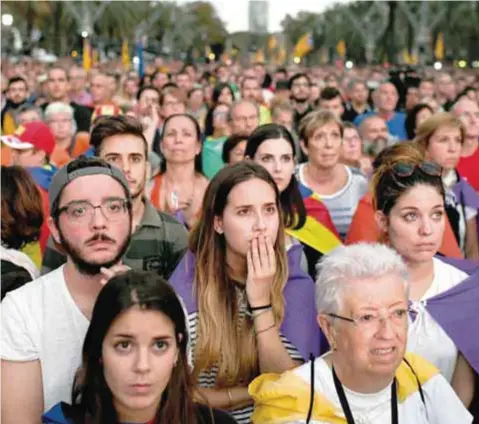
[[41, 199, 188, 279], [189, 288, 302, 424], [297, 164, 368, 240]]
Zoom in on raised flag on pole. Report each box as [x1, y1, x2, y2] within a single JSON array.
[[293, 32, 313, 58], [122, 39, 131, 69], [83, 38, 91, 71]]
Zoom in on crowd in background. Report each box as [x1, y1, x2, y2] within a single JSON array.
[[1, 54, 479, 424]]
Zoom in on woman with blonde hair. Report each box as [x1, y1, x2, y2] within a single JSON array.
[[296, 110, 368, 239], [414, 112, 479, 259], [169, 161, 320, 423]]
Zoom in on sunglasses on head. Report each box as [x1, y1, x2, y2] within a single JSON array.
[[391, 161, 442, 178]]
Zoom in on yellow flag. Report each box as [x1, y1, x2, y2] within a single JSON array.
[[402, 49, 411, 64], [83, 38, 91, 71], [122, 39, 130, 69], [255, 48, 265, 63], [293, 33, 313, 58], [267, 35, 277, 51], [435, 32, 444, 60], [276, 46, 286, 65], [336, 40, 346, 58], [92, 48, 99, 67]]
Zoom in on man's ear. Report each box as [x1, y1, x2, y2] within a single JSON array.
[[47, 216, 61, 245]]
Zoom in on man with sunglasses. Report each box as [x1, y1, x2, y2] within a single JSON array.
[[1, 157, 134, 422]]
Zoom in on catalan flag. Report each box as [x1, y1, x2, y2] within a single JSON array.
[[435, 32, 444, 60], [289, 183, 342, 256], [267, 35, 278, 51], [293, 32, 313, 58], [122, 39, 131, 69], [336, 39, 346, 58], [255, 48, 265, 63], [83, 38, 91, 71]]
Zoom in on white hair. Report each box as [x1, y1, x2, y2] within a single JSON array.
[[315, 243, 409, 315], [44, 102, 76, 135], [45, 102, 74, 120]]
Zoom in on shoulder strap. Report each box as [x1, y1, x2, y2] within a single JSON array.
[[402, 357, 426, 406]]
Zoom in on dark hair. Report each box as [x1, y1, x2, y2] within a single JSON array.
[[90, 115, 148, 159], [319, 87, 341, 102], [7, 76, 28, 90], [288, 73, 311, 90], [160, 114, 203, 174], [222, 134, 248, 163], [139, 74, 152, 88], [1, 166, 43, 249], [187, 87, 203, 99], [136, 85, 160, 102], [51, 156, 132, 219], [245, 124, 306, 230], [405, 103, 433, 140], [371, 155, 445, 216], [71, 270, 198, 424], [240, 77, 259, 91], [204, 84, 234, 136]]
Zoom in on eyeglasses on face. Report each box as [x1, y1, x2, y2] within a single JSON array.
[[327, 307, 410, 330], [57, 198, 130, 224]]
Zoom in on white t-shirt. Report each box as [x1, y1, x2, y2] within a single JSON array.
[[407, 258, 468, 382], [291, 353, 472, 424], [1, 266, 90, 411]]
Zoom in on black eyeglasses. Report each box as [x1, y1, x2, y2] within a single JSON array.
[[391, 161, 442, 178], [56, 198, 130, 224]]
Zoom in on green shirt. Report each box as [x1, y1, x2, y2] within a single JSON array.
[[41, 199, 188, 279], [202, 135, 228, 180]]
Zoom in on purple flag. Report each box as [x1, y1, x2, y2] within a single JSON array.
[[168, 244, 321, 360], [426, 270, 479, 374]]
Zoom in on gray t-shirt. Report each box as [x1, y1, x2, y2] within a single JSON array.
[[296, 164, 368, 240]]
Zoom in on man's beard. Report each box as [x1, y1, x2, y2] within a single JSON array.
[[59, 228, 131, 276], [363, 137, 388, 157], [292, 95, 309, 104]]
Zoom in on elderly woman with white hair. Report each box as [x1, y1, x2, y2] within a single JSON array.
[[44, 102, 90, 167], [249, 243, 472, 424]]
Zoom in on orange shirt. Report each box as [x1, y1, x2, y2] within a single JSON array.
[[346, 193, 463, 259], [1, 145, 13, 166], [51, 132, 91, 168]]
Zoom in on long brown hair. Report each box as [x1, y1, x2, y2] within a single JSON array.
[[189, 162, 288, 387], [71, 271, 197, 424]]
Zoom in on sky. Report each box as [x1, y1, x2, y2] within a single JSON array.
[[176, 0, 353, 33]]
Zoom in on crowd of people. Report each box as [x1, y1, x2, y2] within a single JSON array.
[[1, 54, 479, 424]]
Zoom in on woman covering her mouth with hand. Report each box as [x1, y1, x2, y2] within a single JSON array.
[[169, 161, 320, 424]]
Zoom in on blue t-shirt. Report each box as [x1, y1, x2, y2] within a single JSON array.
[[354, 111, 407, 141]]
